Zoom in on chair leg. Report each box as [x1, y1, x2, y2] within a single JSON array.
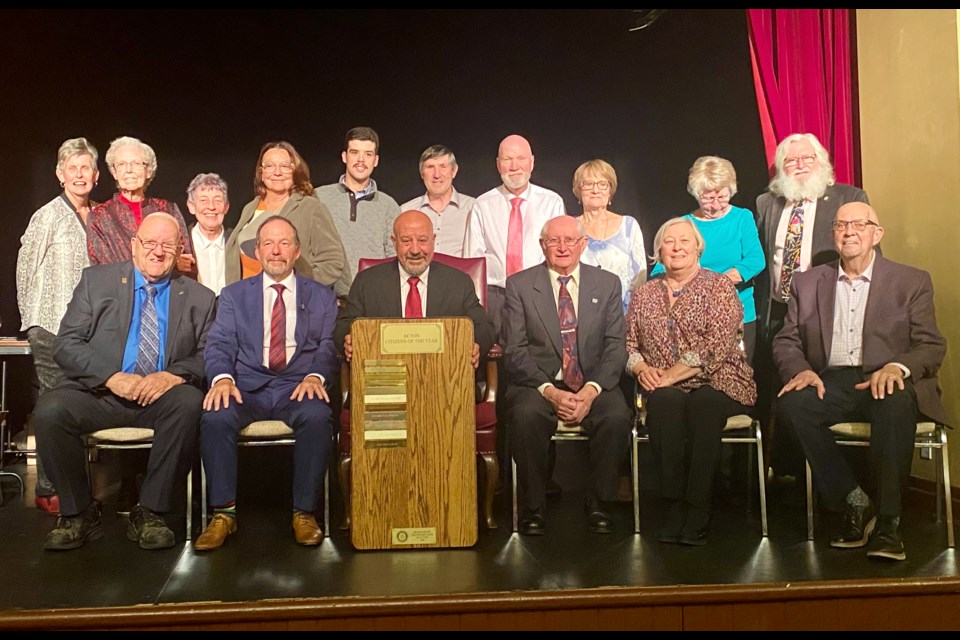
[[806, 459, 814, 541], [323, 467, 330, 536], [186, 468, 193, 541], [338, 454, 351, 530], [200, 460, 207, 528], [939, 427, 954, 548], [632, 435, 640, 534], [511, 455, 518, 533], [754, 424, 768, 537], [479, 452, 498, 529]]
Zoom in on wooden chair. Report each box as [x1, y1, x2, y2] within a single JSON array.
[[85, 427, 194, 540], [199, 420, 330, 534], [804, 421, 953, 547], [338, 253, 501, 530]]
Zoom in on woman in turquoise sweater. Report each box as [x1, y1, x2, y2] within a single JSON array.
[[651, 156, 764, 363]]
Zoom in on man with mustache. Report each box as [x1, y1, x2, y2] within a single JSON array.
[[315, 127, 401, 300], [754, 133, 871, 479]]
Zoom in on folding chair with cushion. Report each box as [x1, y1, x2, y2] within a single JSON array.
[[804, 420, 953, 547], [338, 253, 500, 530], [632, 404, 768, 537], [86, 427, 194, 540], [200, 420, 330, 534]]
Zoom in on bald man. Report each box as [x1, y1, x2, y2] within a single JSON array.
[[774, 202, 950, 561], [36, 212, 216, 551], [463, 134, 565, 337]]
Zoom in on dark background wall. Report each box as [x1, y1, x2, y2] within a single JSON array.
[[0, 9, 767, 426]]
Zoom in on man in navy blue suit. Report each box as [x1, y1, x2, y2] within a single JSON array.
[[195, 215, 339, 550]]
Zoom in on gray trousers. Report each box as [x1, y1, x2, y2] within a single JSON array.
[[26, 327, 65, 496]]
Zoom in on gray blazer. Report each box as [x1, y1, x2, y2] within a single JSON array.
[[53, 261, 216, 391], [773, 255, 950, 427], [502, 262, 626, 392]]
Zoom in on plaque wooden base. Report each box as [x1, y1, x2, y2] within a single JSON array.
[[350, 317, 477, 549]]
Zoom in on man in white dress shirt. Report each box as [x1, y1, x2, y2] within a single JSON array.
[[185, 173, 231, 296], [464, 134, 565, 337]]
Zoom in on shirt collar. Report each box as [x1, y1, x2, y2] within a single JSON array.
[[262, 271, 297, 293], [133, 268, 171, 293], [399, 262, 430, 285], [838, 252, 877, 283], [339, 174, 377, 198], [548, 264, 581, 285], [192, 225, 225, 250]]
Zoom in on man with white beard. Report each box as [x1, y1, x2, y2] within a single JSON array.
[[754, 132, 870, 478]]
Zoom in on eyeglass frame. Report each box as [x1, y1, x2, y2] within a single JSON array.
[[580, 180, 611, 191], [135, 235, 182, 254], [698, 193, 731, 205], [832, 219, 879, 232], [261, 162, 295, 174], [114, 160, 146, 171], [543, 236, 585, 248], [783, 154, 818, 169]]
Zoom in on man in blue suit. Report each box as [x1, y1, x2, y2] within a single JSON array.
[[195, 215, 339, 550]]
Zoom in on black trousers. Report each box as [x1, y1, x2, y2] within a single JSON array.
[[35, 384, 202, 518], [506, 384, 631, 516], [775, 367, 919, 516], [645, 385, 750, 512]]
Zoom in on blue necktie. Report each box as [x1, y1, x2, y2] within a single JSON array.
[[134, 284, 160, 376]]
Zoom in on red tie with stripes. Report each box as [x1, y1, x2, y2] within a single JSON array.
[[268, 283, 286, 372]]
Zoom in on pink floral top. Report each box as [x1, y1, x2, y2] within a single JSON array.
[[625, 267, 756, 406]]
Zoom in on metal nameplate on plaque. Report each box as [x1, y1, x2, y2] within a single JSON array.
[[391, 527, 437, 545], [363, 360, 408, 448], [380, 322, 444, 354]]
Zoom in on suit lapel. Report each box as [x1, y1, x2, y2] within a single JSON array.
[[119, 263, 135, 342], [252, 275, 265, 359], [292, 274, 309, 362], [424, 264, 444, 316], [532, 266, 563, 356], [165, 275, 186, 362], [575, 267, 596, 352]]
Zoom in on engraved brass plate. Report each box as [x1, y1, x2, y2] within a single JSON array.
[[363, 360, 408, 448], [391, 528, 438, 545], [380, 322, 444, 354]]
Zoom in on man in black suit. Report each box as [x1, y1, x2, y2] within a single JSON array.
[[35, 213, 216, 551], [754, 132, 871, 477], [335, 209, 494, 365], [502, 215, 631, 536]]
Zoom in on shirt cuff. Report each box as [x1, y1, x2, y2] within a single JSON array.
[[211, 373, 235, 386], [891, 362, 911, 378], [538, 382, 555, 396], [586, 381, 602, 395], [306, 373, 326, 386]]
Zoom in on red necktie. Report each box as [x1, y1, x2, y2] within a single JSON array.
[[268, 283, 286, 372], [557, 275, 584, 391], [505, 197, 524, 276], [405, 276, 423, 318]]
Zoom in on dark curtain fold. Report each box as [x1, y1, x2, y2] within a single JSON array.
[[747, 9, 857, 184]]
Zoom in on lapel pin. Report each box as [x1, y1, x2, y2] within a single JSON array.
[[592, 298, 598, 304], [121, 277, 127, 284]]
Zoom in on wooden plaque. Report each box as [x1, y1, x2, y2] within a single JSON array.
[[350, 317, 477, 549]]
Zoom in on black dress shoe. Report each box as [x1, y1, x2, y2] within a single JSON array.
[[587, 509, 614, 534], [518, 513, 546, 536], [831, 502, 876, 549], [866, 517, 906, 561], [678, 506, 710, 546]]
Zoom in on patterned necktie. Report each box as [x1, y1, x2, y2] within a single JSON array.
[[505, 197, 524, 276], [269, 283, 286, 372], [134, 284, 159, 376], [779, 202, 805, 302], [557, 275, 584, 391], [405, 276, 423, 318]]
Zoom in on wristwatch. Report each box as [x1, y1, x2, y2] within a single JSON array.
[[679, 351, 701, 368]]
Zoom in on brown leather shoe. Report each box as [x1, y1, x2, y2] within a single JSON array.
[[194, 513, 237, 551], [292, 511, 324, 546]]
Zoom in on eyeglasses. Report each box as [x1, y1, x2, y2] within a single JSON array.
[[832, 219, 879, 232], [114, 160, 145, 171], [783, 154, 817, 168], [136, 236, 180, 254], [580, 180, 611, 191], [543, 236, 584, 248], [261, 162, 294, 174], [699, 194, 730, 205]]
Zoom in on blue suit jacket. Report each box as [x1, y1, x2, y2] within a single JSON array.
[[203, 272, 339, 393]]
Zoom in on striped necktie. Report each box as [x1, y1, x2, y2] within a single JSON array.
[[269, 284, 287, 372], [134, 284, 160, 376], [557, 275, 584, 391]]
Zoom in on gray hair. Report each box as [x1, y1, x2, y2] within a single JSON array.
[[686, 155, 738, 200], [105, 135, 158, 186], [418, 144, 457, 173], [186, 172, 229, 203], [57, 137, 99, 171], [650, 217, 705, 265]]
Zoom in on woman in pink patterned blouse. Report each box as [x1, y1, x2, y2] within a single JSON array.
[[625, 217, 756, 546]]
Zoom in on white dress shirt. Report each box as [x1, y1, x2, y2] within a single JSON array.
[[191, 225, 226, 296], [464, 183, 565, 288], [261, 272, 298, 367], [771, 198, 819, 300]]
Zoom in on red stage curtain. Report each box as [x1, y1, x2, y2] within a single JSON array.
[[747, 9, 857, 185]]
